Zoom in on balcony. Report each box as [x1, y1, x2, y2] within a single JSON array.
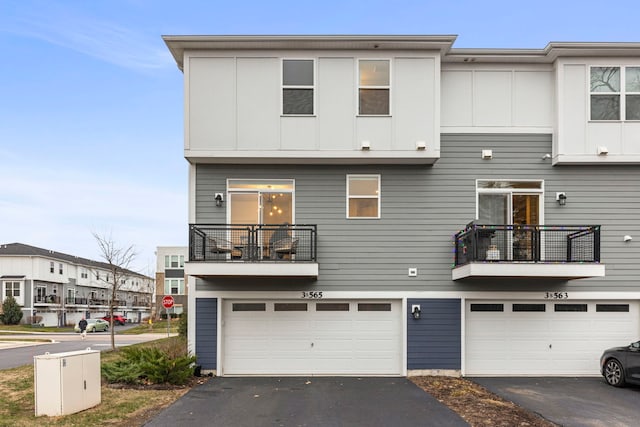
[[452, 224, 605, 280], [65, 297, 88, 306], [34, 295, 61, 305], [188, 224, 319, 278]]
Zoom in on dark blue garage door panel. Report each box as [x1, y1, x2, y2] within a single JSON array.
[[407, 299, 461, 370], [195, 298, 217, 370]]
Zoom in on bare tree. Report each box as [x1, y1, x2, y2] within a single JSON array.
[[93, 232, 137, 350]]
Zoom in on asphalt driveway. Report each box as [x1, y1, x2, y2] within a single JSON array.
[[474, 377, 640, 427], [144, 377, 467, 427]]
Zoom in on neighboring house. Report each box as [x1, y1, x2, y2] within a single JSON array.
[[163, 35, 640, 377], [0, 243, 154, 326], [154, 246, 188, 318]]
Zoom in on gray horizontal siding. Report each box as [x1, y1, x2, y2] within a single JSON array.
[[195, 133, 640, 293], [195, 298, 217, 370], [407, 298, 461, 370]]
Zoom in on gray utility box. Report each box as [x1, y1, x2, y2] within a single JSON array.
[[34, 349, 101, 416]]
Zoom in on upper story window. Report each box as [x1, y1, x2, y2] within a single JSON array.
[[165, 255, 185, 269], [49, 262, 54, 273], [590, 66, 640, 120], [347, 175, 381, 219], [282, 59, 314, 115], [58, 263, 63, 275], [81, 268, 88, 279], [359, 60, 390, 115]]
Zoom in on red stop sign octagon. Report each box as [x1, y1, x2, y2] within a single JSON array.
[[162, 295, 175, 309]]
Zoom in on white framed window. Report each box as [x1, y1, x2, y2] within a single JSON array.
[[590, 66, 640, 121], [164, 279, 184, 295], [165, 254, 185, 269], [358, 59, 390, 115], [3, 281, 23, 305], [49, 261, 54, 273], [347, 175, 381, 219], [58, 263, 63, 275], [282, 59, 314, 115], [81, 268, 88, 279]]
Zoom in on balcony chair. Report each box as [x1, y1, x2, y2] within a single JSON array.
[[207, 236, 234, 254], [272, 237, 298, 260]]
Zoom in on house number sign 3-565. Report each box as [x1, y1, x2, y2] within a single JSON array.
[[544, 292, 569, 299], [302, 291, 323, 299]]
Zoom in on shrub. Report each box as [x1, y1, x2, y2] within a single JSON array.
[[102, 342, 196, 385], [0, 296, 24, 325], [178, 312, 188, 338]]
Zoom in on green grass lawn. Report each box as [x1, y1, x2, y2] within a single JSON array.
[[0, 337, 192, 427]]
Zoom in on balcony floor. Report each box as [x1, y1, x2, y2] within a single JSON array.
[[186, 261, 319, 278], [452, 262, 605, 281]]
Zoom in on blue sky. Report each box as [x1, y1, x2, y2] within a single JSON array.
[[1, 0, 638, 273]]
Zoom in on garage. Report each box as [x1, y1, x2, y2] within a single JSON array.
[[465, 300, 640, 376], [222, 299, 402, 376]]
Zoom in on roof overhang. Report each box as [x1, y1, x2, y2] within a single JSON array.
[[163, 35, 458, 71]]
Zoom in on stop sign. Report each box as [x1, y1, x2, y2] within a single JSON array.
[[162, 295, 175, 309]]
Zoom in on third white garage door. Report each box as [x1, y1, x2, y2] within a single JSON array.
[[222, 300, 402, 376], [466, 300, 639, 376]]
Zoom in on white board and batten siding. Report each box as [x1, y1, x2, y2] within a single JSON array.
[[222, 299, 402, 376], [465, 300, 640, 376]]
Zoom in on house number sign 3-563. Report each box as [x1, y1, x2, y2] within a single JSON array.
[[544, 292, 569, 299]]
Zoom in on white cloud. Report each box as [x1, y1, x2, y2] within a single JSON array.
[[1, 5, 173, 71]]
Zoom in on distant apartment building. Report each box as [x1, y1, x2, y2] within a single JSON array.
[[155, 246, 188, 318], [0, 243, 154, 326]]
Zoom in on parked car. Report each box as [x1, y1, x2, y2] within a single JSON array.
[[74, 318, 109, 333], [600, 340, 640, 387], [102, 315, 127, 326]]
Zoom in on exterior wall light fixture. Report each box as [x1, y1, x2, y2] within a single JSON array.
[[214, 193, 224, 207], [412, 304, 421, 320], [556, 192, 567, 206]]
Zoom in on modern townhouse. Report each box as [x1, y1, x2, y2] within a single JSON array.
[[155, 246, 188, 318], [0, 243, 154, 326], [163, 35, 640, 377]]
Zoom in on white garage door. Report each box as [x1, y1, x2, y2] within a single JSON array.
[[223, 300, 402, 376], [466, 300, 639, 376]]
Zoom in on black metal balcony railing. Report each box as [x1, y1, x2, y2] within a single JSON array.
[[454, 224, 601, 267], [34, 295, 60, 304], [65, 297, 88, 305], [190, 224, 317, 262]]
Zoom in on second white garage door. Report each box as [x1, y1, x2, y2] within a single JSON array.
[[466, 300, 639, 376], [222, 300, 402, 376]]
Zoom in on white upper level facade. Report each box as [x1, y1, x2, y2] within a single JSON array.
[[164, 36, 640, 165]]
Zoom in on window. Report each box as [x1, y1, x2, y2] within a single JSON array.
[[81, 269, 88, 279], [164, 279, 184, 295], [274, 303, 307, 311], [470, 303, 504, 312], [590, 66, 640, 120], [554, 304, 588, 312], [316, 303, 350, 311], [228, 179, 294, 226], [513, 304, 546, 312], [347, 175, 380, 219], [232, 303, 266, 311], [359, 59, 390, 115], [358, 303, 391, 311], [596, 304, 629, 312], [282, 59, 314, 115], [3, 281, 22, 305], [58, 263, 63, 275], [166, 255, 186, 269], [96, 271, 100, 280], [49, 262, 54, 273]]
